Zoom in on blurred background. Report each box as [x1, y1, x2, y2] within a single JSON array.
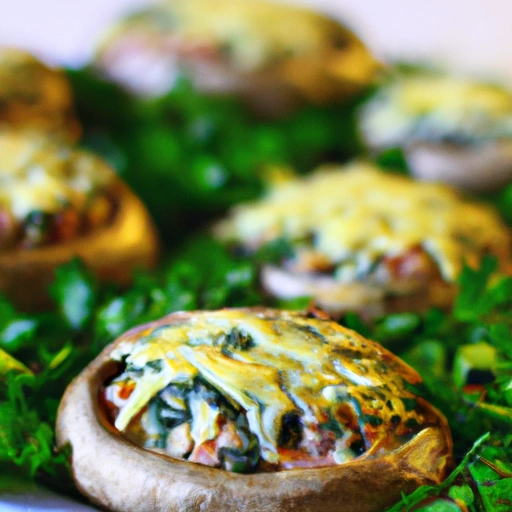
[[1, 0, 511, 84]]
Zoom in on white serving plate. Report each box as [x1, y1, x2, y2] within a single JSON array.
[[0, 478, 98, 511]]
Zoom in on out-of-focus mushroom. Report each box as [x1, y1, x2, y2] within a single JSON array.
[[94, 0, 379, 116], [214, 162, 511, 318], [360, 72, 512, 192], [57, 307, 452, 512], [0, 132, 159, 310]]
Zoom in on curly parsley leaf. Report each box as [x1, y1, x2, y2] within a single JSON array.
[[454, 256, 497, 322], [49, 258, 97, 331]]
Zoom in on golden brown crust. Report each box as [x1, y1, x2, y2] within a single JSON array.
[[0, 180, 160, 310], [56, 309, 452, 512]]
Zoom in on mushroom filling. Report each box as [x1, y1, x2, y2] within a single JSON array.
[[102, 309, 435, 473], [0, 132, 116, 250]]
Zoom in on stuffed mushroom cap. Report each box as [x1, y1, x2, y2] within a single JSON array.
[[57, 307, 452, 512], [0, 131, 159, 309], [0, 48, 81, 142], [360, 72, 512, 191], [94, 0, 378, 116], [214, 163, 511, 317]]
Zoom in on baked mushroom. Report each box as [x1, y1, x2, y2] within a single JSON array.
[[94, 0, 378, 116], [214, 163, 511, 317], [56, 307, 452, 512], [360, 72, 512, 192], [0, 131, 159, 310], [0, 48, 81, 142]]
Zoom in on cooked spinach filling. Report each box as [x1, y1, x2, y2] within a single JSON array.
[[102, 309, 434, 473]]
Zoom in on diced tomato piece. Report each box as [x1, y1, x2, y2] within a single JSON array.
[[189, 440, 219, 467], [382, 245, 437, 280], [48, 208, 81, 243], [462, 384, 486, 396], [119, 382, 136, 400]]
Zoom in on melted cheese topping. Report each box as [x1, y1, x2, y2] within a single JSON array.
[[361, 74, 512, 147], [215, 163, 510, 281], [0, 132, 114, 221], [171, 0, 350, 70], [109, 309, 425, 463], [101, 0, 358, 72]]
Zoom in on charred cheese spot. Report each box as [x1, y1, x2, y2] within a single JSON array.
[[103, 309, 434, 473]]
